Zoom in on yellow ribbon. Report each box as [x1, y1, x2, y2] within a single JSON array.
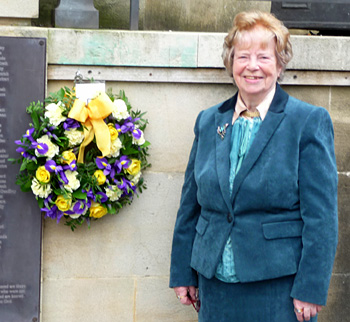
[[68, 92, 114, 163]]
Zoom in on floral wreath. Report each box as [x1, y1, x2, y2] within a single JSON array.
[[12, 84, 150, 231]]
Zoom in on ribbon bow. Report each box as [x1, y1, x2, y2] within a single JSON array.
[[68, 92, 114, 163]]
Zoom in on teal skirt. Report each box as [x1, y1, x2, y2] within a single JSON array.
[[198, 274, 318, 322]]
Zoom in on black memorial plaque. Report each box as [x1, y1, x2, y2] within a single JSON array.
[[0, 37, 46, 322]]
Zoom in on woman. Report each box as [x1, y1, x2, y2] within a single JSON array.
[[169, 11, 338, 322]]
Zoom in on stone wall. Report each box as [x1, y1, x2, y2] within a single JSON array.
[[0, 26, 349, 321]]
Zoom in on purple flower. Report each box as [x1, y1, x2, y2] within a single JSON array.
[[32, 141, 49, 155], [113, 156, 130, 175], [23, 128, 35, 142], [63, 118, 80, 131], [63, 160, 77, 171], [16, 146, 35, 160], [132, 128, 142, 140], [44, 126, 59, 141], [121, 117, 135, 133], [41, 204, 64, 223], [96, 157, 111, 175], [45, 160, 68, 184], [96, 192, 108, 203]]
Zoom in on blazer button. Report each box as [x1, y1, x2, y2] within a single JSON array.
[[227, 214, 233, 223]]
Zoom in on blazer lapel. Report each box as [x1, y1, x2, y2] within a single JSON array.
[[215, 94, 237, 213], [230, 84, 289, 203]]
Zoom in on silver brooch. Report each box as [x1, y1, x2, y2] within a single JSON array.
[[217, 123, 229, 140]]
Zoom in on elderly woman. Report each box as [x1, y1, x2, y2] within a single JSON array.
[[169, 11, 338, 322]]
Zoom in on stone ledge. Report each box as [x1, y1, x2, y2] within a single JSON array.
[[0, 26, 350, 71]]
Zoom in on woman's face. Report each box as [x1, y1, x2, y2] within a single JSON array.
[[232, 27, 282, 106]]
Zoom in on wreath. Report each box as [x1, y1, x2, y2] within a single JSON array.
[[11, 85, 150, 231]]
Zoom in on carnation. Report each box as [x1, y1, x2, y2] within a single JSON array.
[[105, 185, 123, 201], [45, 102, 67, 126], [64, 129, 85, 147], [31, 178, 52, 198], [130, 171, 142, 184], [35, 135, 59, 159], [63, 170, 80, 192], [107, 137, 123, 158], [112, 99, 130, 121]]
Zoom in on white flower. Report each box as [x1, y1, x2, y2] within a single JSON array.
[[64, 129, 85, 147], [31, 178, 52, 198], [130, 171, 142, 184], [45, 102, 67, 126], [112, 99, 130, 121], [132, 130, 145, 146], [63, 170, 80, 193], [107, 137, 123, 158], [35, 135, 59, 159], [105, 185, 123, 201]]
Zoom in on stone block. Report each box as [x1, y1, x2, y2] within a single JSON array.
[[289, 36, 350, 71], [329, 86, 350, 124], [42, 172, 185, 279], [135, 277, 198, 322], [198, 33, 225, 68], [47, 29, 198, 67], [282, 85, 330, 110], [0, 0, 39, 19], [333, 121, 350, 172], [0, 26, 48, 39], [333, 174, 350, 274], [318, 275, 350, 322], [42, 278, 134, 322]]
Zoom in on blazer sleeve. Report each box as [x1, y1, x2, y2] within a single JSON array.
[[169, 111, 203, 288], [290, 107, 338, 305]]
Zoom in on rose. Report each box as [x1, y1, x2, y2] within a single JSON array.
[[93, 170, 106, 185], [61, 150, 76, 164], [35, 135, 59, 159], [126, 159, 141, 176], [31, 178, 52, 198], [64, 129, 84, 147], [108, 123, 119, 141], [36, 166, 50, 183], [55, 195, 72, 212], [63, 170, 80, 192], [44, 102, 67, 126], [89, 202, 108, 219]]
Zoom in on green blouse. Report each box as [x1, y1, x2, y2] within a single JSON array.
[[215, 116, 262, 283]]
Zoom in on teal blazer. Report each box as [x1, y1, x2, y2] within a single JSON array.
[[169, 84, 338, 306]]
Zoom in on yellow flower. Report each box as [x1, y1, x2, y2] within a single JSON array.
[[126, 159, 141, 176], [93, 170, 106, 185], [108, 123, 119, 141], [36, 166, 51, 183], [55, 195, 72, 212], [61, 150, 76, 164], [89, 202, 108, 219]]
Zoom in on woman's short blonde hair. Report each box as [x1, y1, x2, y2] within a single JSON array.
[[222, 11, 293, 80]]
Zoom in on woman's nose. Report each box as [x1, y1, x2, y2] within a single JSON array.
[[247, 57, 259, 70]]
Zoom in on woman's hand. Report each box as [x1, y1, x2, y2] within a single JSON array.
[[293, 298, 323, 321], [174, 286, 197, 305]]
